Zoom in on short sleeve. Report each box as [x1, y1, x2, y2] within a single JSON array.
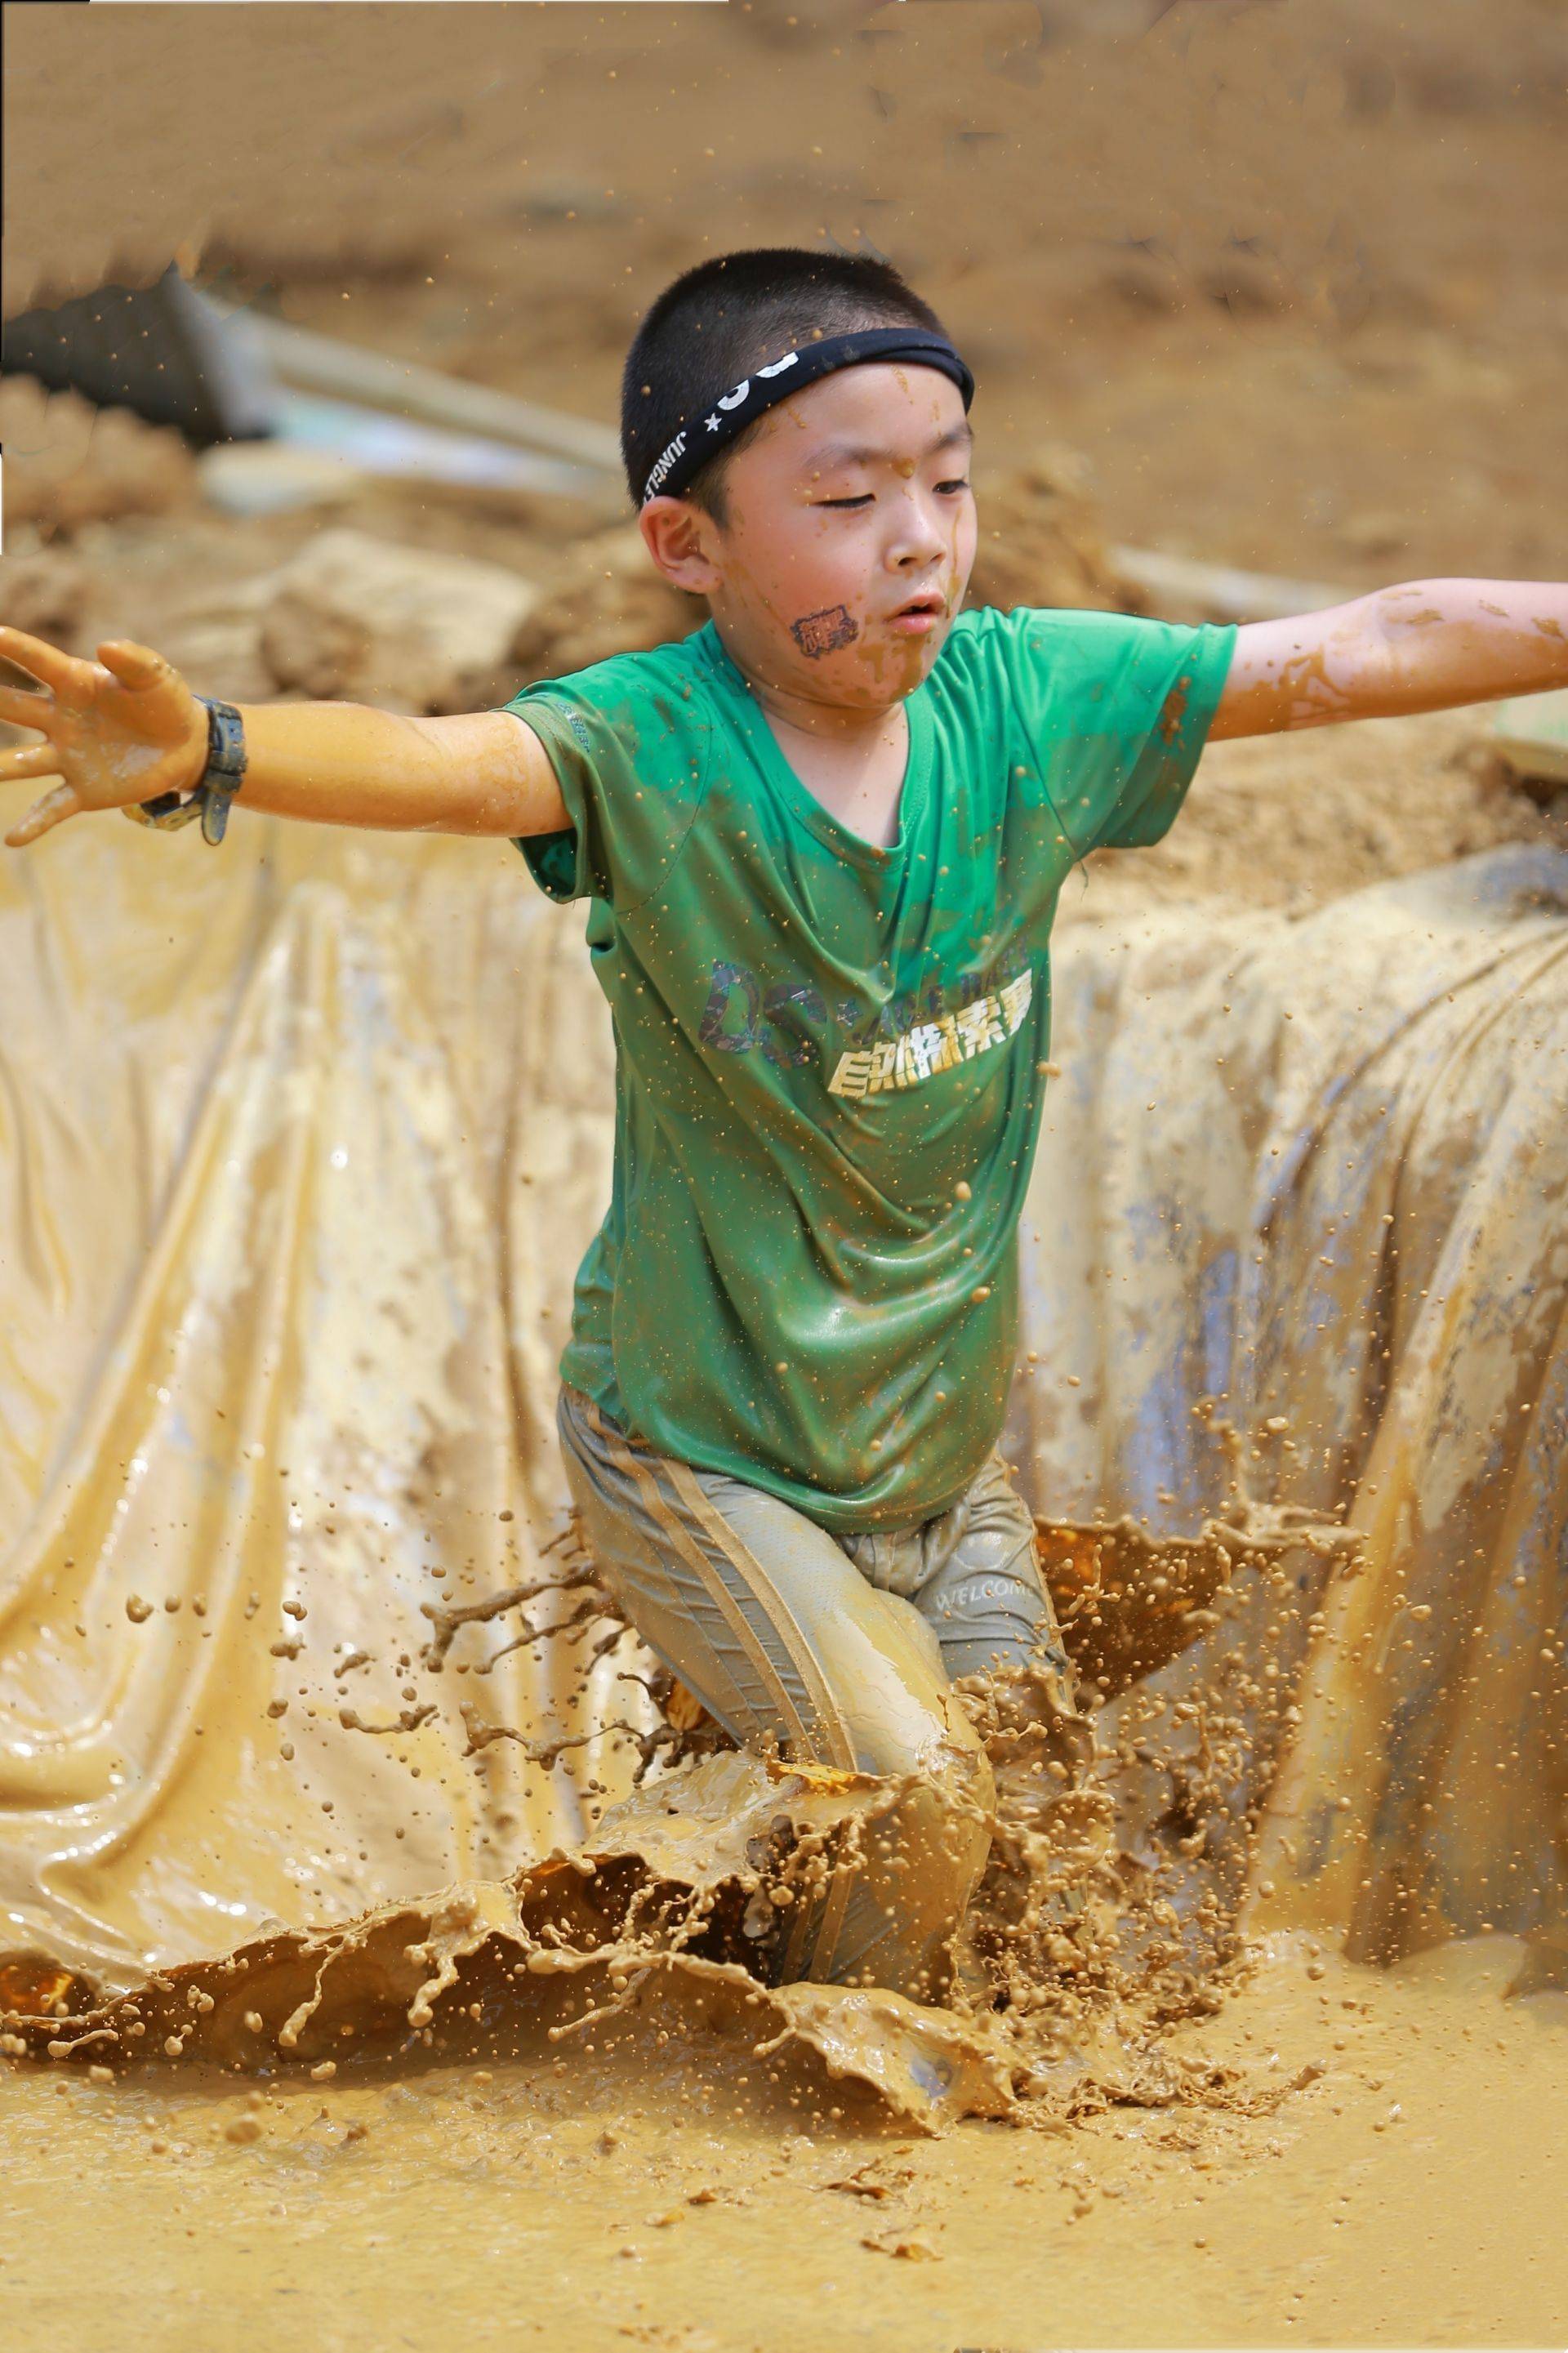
[[989, 607, 1237, 858], [499, 644, 712, 909]]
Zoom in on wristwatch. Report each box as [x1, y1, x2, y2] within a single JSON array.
[[124, 698, 247, 844]]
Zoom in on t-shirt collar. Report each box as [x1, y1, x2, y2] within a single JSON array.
[[690, 619, 933, 871]]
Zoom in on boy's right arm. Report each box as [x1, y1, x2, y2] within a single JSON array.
[[0, 627, 568, 849]]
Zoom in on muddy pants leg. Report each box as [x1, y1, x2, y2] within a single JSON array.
[[901, 1449, 1080, 1711], [556, 1386, 994, 2003], [884, 1451, 1094, 1940]]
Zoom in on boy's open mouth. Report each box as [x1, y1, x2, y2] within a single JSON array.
[[886, 593, 947, 630]]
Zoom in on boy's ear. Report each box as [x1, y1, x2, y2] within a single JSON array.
[[639, 497, 723, 599]]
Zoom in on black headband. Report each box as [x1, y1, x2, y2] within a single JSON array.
[[638, 328, 975, 508]]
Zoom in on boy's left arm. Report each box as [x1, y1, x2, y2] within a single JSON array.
[[1208, 577, 1568, 741]]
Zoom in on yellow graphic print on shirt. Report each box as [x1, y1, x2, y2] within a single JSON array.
[[828, 970, 1035, 1099]]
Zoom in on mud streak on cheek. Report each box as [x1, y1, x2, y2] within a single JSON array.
[[791, 607, 860, 659]]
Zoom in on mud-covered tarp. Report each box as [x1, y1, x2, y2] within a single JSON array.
[[2, 818, 1565, 1996], [0, 822, 628, 1990], [1011, 844, 1568, 1973]]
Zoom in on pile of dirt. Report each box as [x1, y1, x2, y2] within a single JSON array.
[[1069, 703, 1561, 920], [258, 525, 541, 712], [0, 544, 91, 646], [0, 379, 198, 535], [511, 523, 708, 684], [968, 448, 1138, 617], [11, 0, 1564, 597], [8, 0, 1568, 613]]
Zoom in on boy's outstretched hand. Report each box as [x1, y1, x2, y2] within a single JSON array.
[[1, 622, 568, 846], [0, 629, 207, 847]]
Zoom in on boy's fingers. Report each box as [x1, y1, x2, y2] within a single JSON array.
[[97, 639, 172, 691], [2, 781, 79, 849], [0, 626, 79, 694], [0, 742, 64, 783], [0, 682, 55, 729]]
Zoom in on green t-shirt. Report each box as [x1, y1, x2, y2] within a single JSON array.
[[505, 604, 1236, 1531]]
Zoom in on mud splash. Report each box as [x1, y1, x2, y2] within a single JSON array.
[[3, 1514, 1352, 2140]]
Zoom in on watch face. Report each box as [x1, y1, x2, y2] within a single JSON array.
[[125, 793, 205, 831]]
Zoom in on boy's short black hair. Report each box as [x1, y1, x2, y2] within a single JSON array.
[[621, 245, 952, 527]]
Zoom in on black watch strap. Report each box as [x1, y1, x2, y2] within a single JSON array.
[[129, 698, 247, 842], [197, 699, 247, 844]]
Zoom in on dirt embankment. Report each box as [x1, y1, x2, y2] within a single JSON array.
[[8, 0, 1566, 592], [6, 2, 1563, 906]]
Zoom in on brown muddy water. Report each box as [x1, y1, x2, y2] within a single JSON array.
[[3, 1938, 1563, 2351], [4, 1654, 1565, 2352]]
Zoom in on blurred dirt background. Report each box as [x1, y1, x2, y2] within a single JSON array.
[[5, 0, 1566, 903], [7, 0, 1568, 582]]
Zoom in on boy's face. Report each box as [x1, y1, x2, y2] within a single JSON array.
[[642, 362, 977, 713]]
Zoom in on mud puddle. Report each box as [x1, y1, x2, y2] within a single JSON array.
[[2, 1938, 1563, 2351], [4, 1522, 1564, 2346]]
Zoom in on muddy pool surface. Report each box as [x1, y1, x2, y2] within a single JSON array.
[[3, 1941, 1564, 2351]]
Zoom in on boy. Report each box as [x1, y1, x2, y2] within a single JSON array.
[[3, 247, 1565, 2004]]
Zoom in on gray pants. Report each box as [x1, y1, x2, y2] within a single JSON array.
[[556, 1384, 1075, 2003]]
